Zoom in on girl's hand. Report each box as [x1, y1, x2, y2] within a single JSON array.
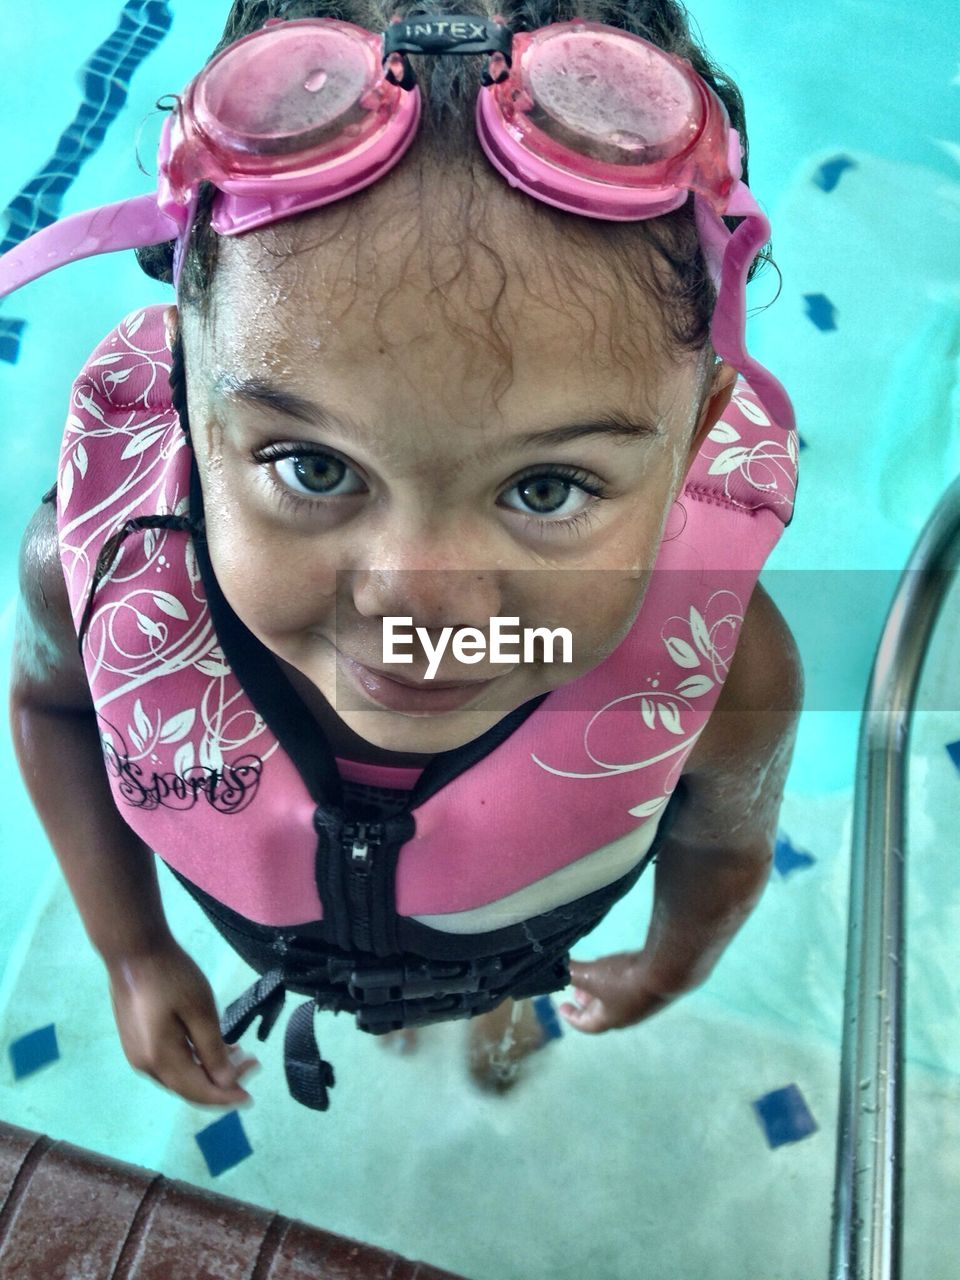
[[107, 941, 259, 1107], [558, 949, 700, 1034]]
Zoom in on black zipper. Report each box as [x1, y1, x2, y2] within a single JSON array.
[[343, 821, 383, 951]]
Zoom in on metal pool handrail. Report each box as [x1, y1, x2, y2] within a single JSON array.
[[829, 473, 960, 1279]]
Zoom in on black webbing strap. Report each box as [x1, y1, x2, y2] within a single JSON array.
[[219, 967, 337, 1112], [284, 999, 336, 1112], [219, 966, 287, 1043]]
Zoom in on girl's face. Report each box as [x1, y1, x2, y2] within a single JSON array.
[[176, 189, 737, 758]]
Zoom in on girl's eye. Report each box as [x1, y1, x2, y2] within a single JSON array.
[[253, 445, 365, 501], [501, 467, 607, 527], [251, 446, 608, 536], [276, 454, 360, 496]]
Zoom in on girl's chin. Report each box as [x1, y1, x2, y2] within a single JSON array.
[[339, 702, 502, 753]]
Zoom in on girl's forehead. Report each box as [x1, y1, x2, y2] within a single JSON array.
[[204, 223, 679, 412], [204, 299, 680, 446]]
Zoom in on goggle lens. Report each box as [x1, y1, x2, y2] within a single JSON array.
[[192, 22, 384, 160], [522, 28, 700, 167]]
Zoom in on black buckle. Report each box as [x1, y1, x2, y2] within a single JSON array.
[[357, 988, 502, 1033], [344, 956, 505, 1004], [347, 963, 405, 1005]]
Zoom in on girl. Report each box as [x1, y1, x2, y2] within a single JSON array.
[[6, 0, 802, 1112]]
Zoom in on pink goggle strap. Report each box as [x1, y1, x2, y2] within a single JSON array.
[[696, 183, 795, 432], [0, 194, 181, 299]]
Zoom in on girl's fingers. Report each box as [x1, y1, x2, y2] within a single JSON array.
[[557, 993, 609, 1034], [175, 1012, 258, 1102], [148, 1024, 254, 1107], [179, 1006, 249, 1091], [230, 1052, 262, 1082]]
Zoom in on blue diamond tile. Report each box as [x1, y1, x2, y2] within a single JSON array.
[[0, 317, 26, 364], [9, 1024, 60, 1080], [813, 155, 857, 193], [753, 1083, 818, 1148], [195, 1110, 253, 1177], [774, 833, 817, 877], [946, 740, 960, 773], [803, 294, 838, 331], [533, 995, 563, 1045]]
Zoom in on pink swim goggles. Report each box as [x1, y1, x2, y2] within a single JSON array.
[[0, 13, 795, 431]]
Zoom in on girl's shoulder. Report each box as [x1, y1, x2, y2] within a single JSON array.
[[14, 498, 94, 713]]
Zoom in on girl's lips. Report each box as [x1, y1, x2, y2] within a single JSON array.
[[337, 653, 500, 715]]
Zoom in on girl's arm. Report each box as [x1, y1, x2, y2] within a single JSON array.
[[9, 499, 257, 1105], [10, 500, 176, 962], [561, 582, 805, 1030]]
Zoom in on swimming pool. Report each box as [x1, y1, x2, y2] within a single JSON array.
[[1, 2, 958, 1276]]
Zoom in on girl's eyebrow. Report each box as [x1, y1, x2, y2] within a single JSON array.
[[214, 373, 663, 446], [215, 373, 340, 429]]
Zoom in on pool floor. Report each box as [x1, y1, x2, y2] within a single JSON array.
[[2, 690, 959, 1277]]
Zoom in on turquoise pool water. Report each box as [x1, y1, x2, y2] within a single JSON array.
[[1, 3, 958, 1276]]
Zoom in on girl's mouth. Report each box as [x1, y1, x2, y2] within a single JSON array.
[[336, 653, 500, 715]]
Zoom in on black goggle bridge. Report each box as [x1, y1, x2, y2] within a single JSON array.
[[381, 13, 515, 89]]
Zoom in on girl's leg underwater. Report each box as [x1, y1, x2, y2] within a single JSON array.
[[468, 998, 547, 1093], [378, 998, 548, 1091]]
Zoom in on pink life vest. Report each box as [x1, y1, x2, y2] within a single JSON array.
[[57, 302, 797, 926], [55, 305, 797, 1106]]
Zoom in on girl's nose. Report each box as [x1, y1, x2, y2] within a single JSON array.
[[349, 521, 505, 629], [351, 565, 504, 632]]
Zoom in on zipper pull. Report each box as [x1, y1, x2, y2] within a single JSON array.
[[345, 821, 382, 870]]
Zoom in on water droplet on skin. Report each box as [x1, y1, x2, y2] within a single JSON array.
[[304, 69, 327, 93]]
